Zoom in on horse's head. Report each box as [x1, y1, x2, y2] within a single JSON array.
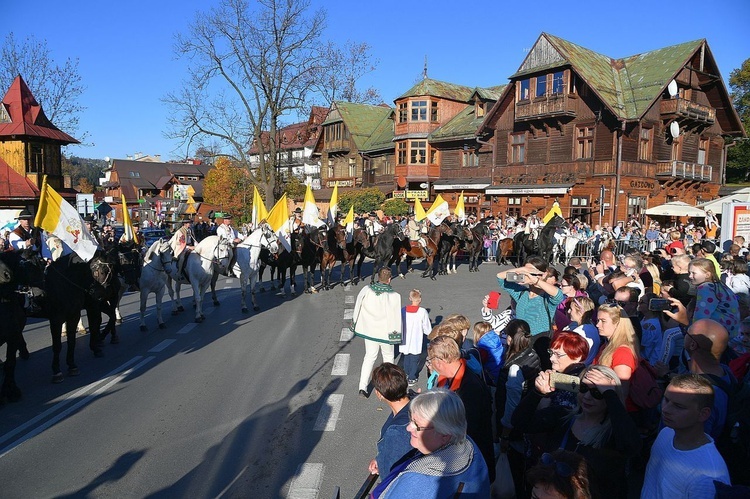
[[310, 227, 329, 251], [90, 252, 116, 289], [291, 231, 305, 256], [260, 223, 280, 254], [214, 237, 233, 272], [0, 257, 13, 285], [331, 225, 347, 250], [354, 228, 370, 248], [389, 223, 406, 241], [154, 238, 176, 276]]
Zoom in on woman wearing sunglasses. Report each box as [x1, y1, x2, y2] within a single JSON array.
[[511, 365, 641, 498]]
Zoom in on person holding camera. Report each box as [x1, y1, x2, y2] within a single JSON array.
[[497, 256, 564, 370]]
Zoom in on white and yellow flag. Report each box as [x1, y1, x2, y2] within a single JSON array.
[[251, 185, 268, 228], [266, 193, 291, 252], [327, 183, 339, 226], [542, 201, 564, 224], [121, 194, 138, 243], [454, 191, 466, 223], [426, 194, 450, 226], [414, 198, 427, 222], [302, 184, 321, 226], [341, 205, 354, 242], [35, 176, 98, 261]]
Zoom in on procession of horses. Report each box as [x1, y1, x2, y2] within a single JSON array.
[[0, 214, 575, 405]]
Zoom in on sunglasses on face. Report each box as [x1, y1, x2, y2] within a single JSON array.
[[578, 383, 604, 400]]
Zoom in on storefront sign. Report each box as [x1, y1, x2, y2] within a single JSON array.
[[630, 180, 655, 189], [392, 191, 406, 198], [486, 187, 570, 195], [406, 190, 429, 200], [326, 179, 355, 188], [434, 183, 490, 191], [720, 202, 750, 245]]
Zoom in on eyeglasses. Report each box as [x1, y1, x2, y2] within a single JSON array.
[[578, 383, 604, 400], [547, 349, 568, 359], [425, 357, 438, 367], [539, 453, 574, 477], [409, 419, 434, 432]]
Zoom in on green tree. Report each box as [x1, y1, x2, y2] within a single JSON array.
[[727, 58, 750, 182], [382, 198, 409, 216], [283, 175, 307, 201], [339, 188, 385, 214]]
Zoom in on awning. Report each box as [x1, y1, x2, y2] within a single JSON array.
[[644, 201, 705, 217], [433, 178, 491, 191], [485, 184, 573, 195]]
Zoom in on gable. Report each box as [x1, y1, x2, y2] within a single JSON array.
[[517, 35, 566, 75]]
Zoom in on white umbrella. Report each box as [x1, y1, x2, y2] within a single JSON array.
[[698, 188, 750, 213], [644, 201, 705, 218]]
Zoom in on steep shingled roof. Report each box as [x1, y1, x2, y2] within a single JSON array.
[[397, 77, 475, 103], [429, 105, 482, 143], [361, 109, 395, 152], [323, 102, 393, 150], [0, 157, 40, 199], [0, 75, 79, 143]]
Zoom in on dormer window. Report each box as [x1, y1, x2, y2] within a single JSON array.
[[129, 171, 140, 178], [476, 100, 485, 118]]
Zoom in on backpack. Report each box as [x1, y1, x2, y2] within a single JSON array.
[[702, 370, 750, 485], [629, 359, 663, 409]]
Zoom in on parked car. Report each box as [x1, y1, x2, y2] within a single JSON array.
[[140, 229, 167, 248]]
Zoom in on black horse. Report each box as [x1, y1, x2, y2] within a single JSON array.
[[0, 250, 44, 402], [433, 222, 456, 276], [90, 247, 123, 345], [538, 215, 568, 262], [464, 222, 490, 272], [45, 253, 107, 383], [297, 228, 325, 293], [365, 223, 406, 283], [258, 246, 299, 296]]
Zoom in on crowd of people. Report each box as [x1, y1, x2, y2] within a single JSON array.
[[354, 230, 750, 498]]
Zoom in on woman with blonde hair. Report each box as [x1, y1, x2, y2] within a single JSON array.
[[688, 257, 740, 337], [595, 304, 640, 399]]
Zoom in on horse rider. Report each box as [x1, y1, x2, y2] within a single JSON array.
[[215, 213, 242, 278], [8, 209, 39, 252], [407, 213, 433, 256], [180, 217, 197, 251], [523, 209, 541, 240], [83, 214, 104, 247], [365, 211, 383, 245]]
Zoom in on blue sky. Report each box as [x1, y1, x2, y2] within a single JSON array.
[[6, 0, 749, 162]]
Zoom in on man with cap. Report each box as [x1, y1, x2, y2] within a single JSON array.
[[290, 207, 304, 233], [83, 214, 103, 247], [524, 209, 541, 239], [8, 209, 38, 252], [216, 214, 242, 278], [365, 211, 383, 246], [406, 213, 432, 256], [180, 217, 196, 250]]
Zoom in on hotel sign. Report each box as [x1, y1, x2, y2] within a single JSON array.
[[406, 190, 429, 200]]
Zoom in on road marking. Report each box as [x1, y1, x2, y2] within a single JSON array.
[[148, 339, 176, 353], [286, 463, 324, 499], [313, 394, 343, 431], [344, 284, 352, 291], [0, 356, 156, 458], [223, 285, 232, 289], [216, 464, 249, 499], [177, 323, 197, 335], [339, 327, 353, 342], [331, 354, 350, 376], [343, 308, 353, 320], [344, 296, 354, 304]]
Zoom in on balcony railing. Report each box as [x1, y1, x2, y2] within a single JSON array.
[[660, 98, 715, 124], [323, 139, 350, 153], [656, 160, 713, 181], [515, 94, 577, 121]]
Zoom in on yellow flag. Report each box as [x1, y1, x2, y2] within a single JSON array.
[[251, 185, 268, 227], [327, 183, 339, 225], [425, 194, 450, 225], [542, 201, 564, 224], [454, 191, 466, 222], [266, 193, 291, 251], [121, 194, 138, 243], [341, 205, 354, 229], [414, 198, 427, 222]]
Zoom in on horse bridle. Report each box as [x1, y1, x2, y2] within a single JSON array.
[[91, 259, 115, 287], [145, 244, 174, 274]]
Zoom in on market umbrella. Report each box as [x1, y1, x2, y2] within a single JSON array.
[[644, 201, 705, 217]]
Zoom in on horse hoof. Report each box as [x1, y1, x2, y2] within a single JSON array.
[[116, 319, 123, 325], [68, 367, 81, 376], [253, 305, 260, 311], [111, 336, 120, 344], [242, 307, 249, 313], [177, 306, 185, 312], [431, 276, 437, 281], [213, 300, 220, 306], [158, 323, 166, 330], [93, 350, 104, 358], [140, 325, 148, 332], [51, 373, 64, 384]]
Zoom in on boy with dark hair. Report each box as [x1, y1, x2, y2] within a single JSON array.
[[641, 374, 730, 498], [368, 363, 412, 479]]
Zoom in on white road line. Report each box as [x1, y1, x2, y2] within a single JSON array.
[[331, 354, 350, 376], [148, 339, 176, 353], [0, 356, 145, 446], [0, 356, 156, 458], [344, 284, 352, 291], [177, 323, 197, 335], [313, 394, 344, 431], [343, 308, 353, 320], [344, 296, 354, 304], [339, 327, 353, 342], [286, 463, 324, 499], [216, 464, 249, 499], [223, 285, 232, 289]]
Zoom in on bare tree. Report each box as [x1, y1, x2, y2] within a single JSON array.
[[0, 33, 87, 142], [314, 40, 381, 105]]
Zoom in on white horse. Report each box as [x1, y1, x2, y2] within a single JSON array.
[[168, 235, 233, 323], [234, 224, 280, 313], [139, 239, 177, 331]]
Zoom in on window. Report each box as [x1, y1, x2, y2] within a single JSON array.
[[507, 197, 522, 218], [698, 138, 708, 165], [348, 160, 357, 178], [430, 148, 438, 164], [536, 75, 546, 98], [519, 79, 530, 101], [462, 150, 479, 167], [397, 142, 407, 165], [129, 171, 141, 178], [552, 72, 564, 95], [29, 144, 44, 173], [638, 128, 652, 161], [411, 101, 428, 121], [576, 126, 594, 159], [327, 159, 334, 178], [476, 101, 485, 118], [510, 133, 526, 164], [410, 141, 427, 164], [383, 157, 393, 175], [570, 196, 591, 225], [431, 101, 439, 122], [398, 102, 408, 123]]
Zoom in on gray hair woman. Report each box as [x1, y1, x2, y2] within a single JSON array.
[[371, 389, 490, 498]]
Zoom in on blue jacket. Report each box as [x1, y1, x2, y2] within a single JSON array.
[[376, 402, 413, 477], [476, 331, 506, 383]]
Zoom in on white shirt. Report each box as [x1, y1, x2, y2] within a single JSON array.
[[400, 306, 431, 355], [216, 223, 239, 241], [8, 226, 38, 251], [641, 427, 729, 499]]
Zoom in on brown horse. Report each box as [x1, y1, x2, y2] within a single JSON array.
[[497, 238, 514, 265], [330, 225, 370, 285], [395, 223, 452, 280]]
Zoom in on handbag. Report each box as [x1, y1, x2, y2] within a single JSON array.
[[491, 452, 516, 499]]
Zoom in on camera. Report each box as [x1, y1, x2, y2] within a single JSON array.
[[549, 372, 580, 392], [506, 272, 524, 283], [648, 298, 671, 312]]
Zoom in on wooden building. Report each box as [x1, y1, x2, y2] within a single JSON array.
[[477, 33, 746, 225], [0, 75, 78, 210]]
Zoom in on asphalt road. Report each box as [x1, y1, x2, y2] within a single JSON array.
[[0, 257, 511, 498]]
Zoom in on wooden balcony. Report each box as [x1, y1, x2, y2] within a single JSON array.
[[395, 164, 441, 179], [660, 98, 715, 125], [323, 139, 351, 153], [656, 160, 714, 181], [515, 94, 577, 122]]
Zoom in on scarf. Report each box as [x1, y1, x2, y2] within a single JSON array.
[[370, 282, 393, 296]]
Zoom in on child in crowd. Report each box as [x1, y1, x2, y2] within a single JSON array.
[[472, 321, 506, 385], [400, 289, 431, 386]]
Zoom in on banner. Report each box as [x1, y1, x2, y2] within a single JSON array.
[[327, 183, 339, 226], [251, 186, 269, 228], [342, 205, 354, 243], [425, 194, 450, 225], [414, 198, 427, 222], [454, 191, 466, 222], [266, 194, 291, 252], [542, 201, 564, 224], [302, 184, 320, 226], [121, 194, 138, 243]]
